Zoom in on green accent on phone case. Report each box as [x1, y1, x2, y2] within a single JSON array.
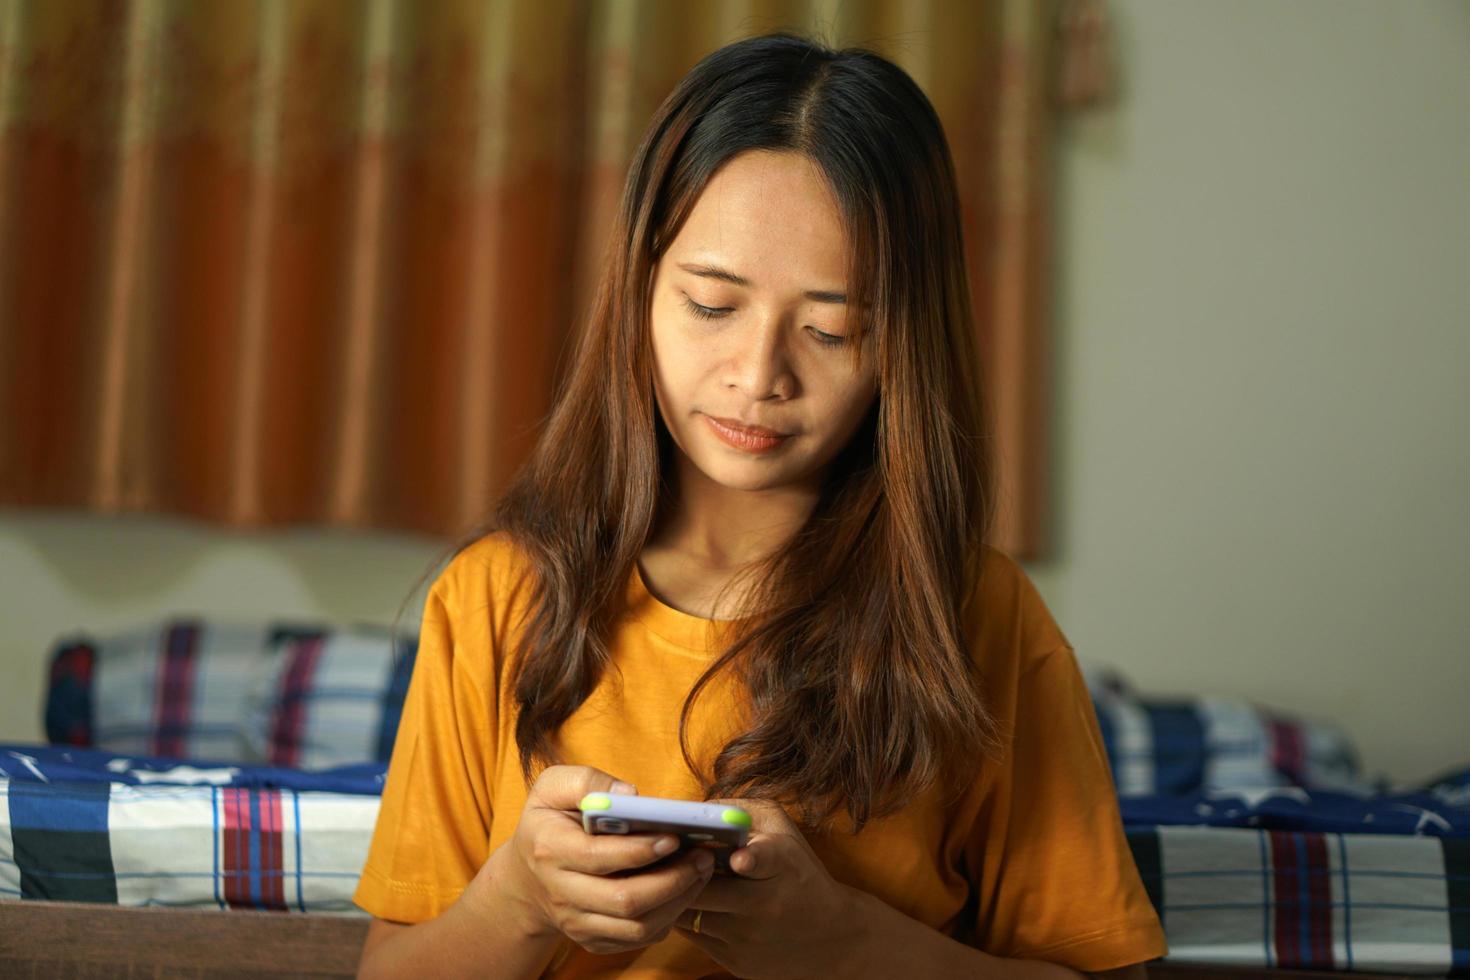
[[720, 807, 752, 828], [580, 793, 612, 811]]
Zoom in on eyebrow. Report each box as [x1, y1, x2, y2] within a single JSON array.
[[676, 261, 847, 305]]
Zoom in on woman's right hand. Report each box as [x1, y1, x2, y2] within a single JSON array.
[[480, 765, 716, 956]]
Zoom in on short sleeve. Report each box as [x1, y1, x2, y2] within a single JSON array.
[[352, 564, 497, 923], [965, 645, 1168, 972]]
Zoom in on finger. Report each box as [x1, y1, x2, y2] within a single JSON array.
[[672, 927, 730, 968], [542, 817, 683, 876], [726, 837, 784, 880], [674, 910, 736, 948], [528, 764, 637, 813], [567, 911, 674, 950], [638, 852, 718, 932], [556, 864, 712, 954], [710, 797, 792, 833], [683, 874, 757, 914], [557, 848, 714, 921]]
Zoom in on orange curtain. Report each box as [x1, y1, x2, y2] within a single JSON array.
[[0, 0, 1109, 559]]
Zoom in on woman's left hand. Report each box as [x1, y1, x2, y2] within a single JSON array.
[[673, 799, 865, 979]]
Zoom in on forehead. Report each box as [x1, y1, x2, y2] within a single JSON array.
[[669, 150, 849, 284]]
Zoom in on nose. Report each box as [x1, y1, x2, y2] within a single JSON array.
[[725, 312, 797, 401]]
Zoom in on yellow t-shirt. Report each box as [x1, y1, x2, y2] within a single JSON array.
[[353, 532, 1169, 976]]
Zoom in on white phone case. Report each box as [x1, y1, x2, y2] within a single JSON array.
[[579, 792, 751, 873]]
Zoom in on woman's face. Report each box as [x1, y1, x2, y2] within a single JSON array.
[[648, 150, 878, 495]]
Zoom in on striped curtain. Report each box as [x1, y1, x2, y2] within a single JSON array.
[[0, 0, 1112, 558]]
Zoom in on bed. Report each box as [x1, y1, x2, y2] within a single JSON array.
[[2, 618, 1466, 978]]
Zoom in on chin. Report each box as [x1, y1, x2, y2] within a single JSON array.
[[695, 456, 799, 492]]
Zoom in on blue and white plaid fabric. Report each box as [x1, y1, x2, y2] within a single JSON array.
[[1091, 684, 1378, 797], [46, 620, 416, 769], [2, 745, 1468, 973], [1124, 823, 1470, 974], [20, 622, 1470, 974], [0, 746, 379, 912], [49, 624, 1373, 796]]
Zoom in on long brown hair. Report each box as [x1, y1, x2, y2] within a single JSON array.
[[405, 30, 1004, 833]]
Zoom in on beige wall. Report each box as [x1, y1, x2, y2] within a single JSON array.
[[1023, 0, 1470, 787], [2, 0, 1466, 787], [0, 512, 444, 744]]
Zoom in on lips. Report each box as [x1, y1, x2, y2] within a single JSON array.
[[708, 416, 789, 438], [703, 415, 792, 453]]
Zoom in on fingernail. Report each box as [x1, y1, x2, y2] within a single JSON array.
[[611, 781, 636, 795], [696, 850, 714, 873], [653, 836, 678, 856]]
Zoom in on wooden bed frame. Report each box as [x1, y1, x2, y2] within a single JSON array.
[[0, 901, 1424, 979]]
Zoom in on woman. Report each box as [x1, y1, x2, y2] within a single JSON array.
[[354, 31, 1167, 980]]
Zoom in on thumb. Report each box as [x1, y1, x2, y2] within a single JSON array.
[[529, 764, 637, 811], [729, 836, 783, 880]]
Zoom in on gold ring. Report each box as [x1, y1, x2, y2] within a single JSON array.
[[692, 909, 703, 934]]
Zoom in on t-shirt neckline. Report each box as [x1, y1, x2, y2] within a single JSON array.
[[627, 560, 743, 652]]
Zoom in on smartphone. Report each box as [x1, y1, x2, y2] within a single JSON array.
[[579, 792, 751, 875]]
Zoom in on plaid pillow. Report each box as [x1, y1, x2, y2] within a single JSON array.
[[47, 621, 281, 762], [45, 620, 416, 767], [244, 626, 416, 768], [1075, 658, 1370, 795], [1091, 688, 1371, 796], [50, 626, 1365, 789]]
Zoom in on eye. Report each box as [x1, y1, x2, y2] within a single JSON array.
[[681, 294, 847, 348], [683, 297, 730, 321], [807, 326, 848, 348]]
